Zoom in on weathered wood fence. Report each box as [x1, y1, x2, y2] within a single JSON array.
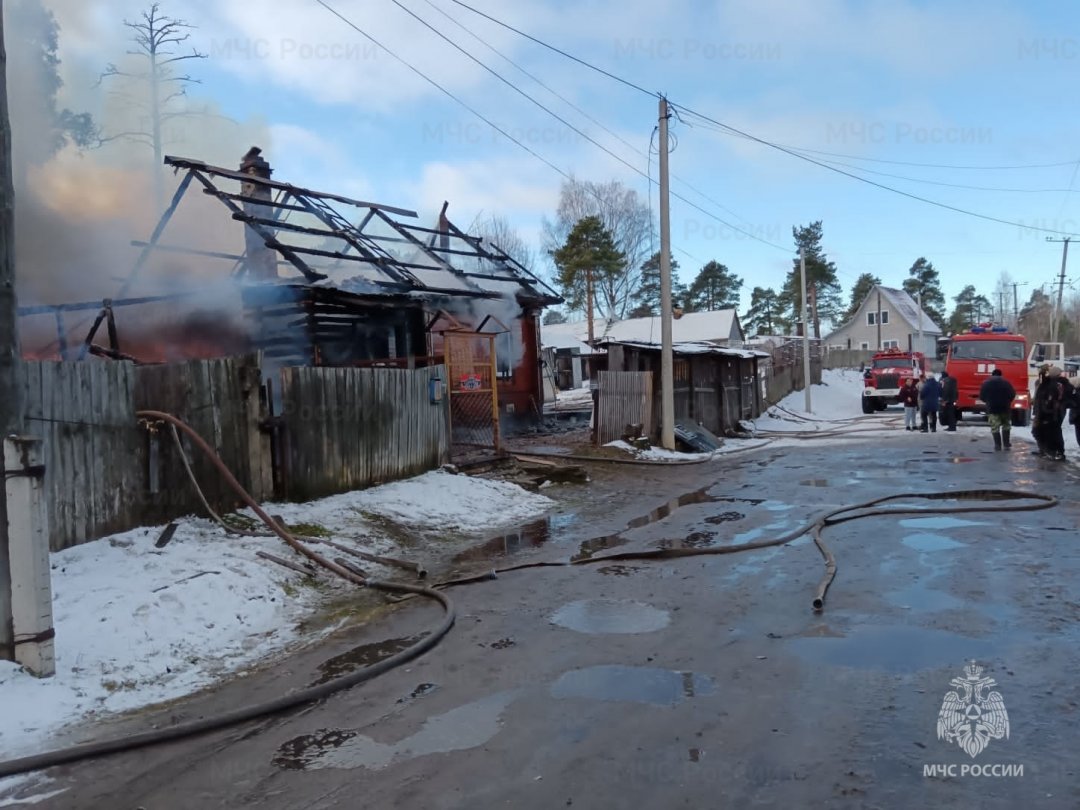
[[19, 357, 450, 551], [596, 371, 653, 445], [278, 365, 448, 501]]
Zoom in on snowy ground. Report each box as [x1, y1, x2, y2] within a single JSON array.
[[604, 439, 772, 461], [751, 368, 872, 432], [0, 470, 553, 764]]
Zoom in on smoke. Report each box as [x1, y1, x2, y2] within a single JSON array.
[[6, 0, 273, 355]]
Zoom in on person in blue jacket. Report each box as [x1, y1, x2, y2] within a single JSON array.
[[919, 373, 942, 433]]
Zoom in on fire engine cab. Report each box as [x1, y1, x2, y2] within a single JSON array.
[[861, 347, 929, 413], [944, 324, 1030, 426]]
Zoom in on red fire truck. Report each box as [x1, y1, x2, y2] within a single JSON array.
[[861, 347, 930, 413], [943, 324, 1030, 426]]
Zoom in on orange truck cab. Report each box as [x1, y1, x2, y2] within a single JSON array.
[[861, 347, 930, 413], [943, 324, 1030, 426]]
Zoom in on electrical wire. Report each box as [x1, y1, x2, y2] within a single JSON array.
[[382, 0, 783, 250], [446, 1, 1080, 237]]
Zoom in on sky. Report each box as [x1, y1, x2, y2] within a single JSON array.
[[15, 0, 1080, 324]]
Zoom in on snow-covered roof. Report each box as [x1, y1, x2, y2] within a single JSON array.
[[604, 339, 769, 359], [878, 286, 942, 333], [542, 309, 740, 346], [541, 330, 596, 353]]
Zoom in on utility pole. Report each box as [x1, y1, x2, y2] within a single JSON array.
[[876, 289, 882, 349], [585, 267, 594, 347], [658, 97, 675, 450], [917, 290, 923, 352], [1046, 237, 1070, 344], [0, 0, 23, 662], [1011, 281, 1028, 331], [998, 290, 1005, 325], [800, 247, 812, 413]]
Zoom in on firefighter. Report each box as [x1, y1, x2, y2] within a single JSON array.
[[978, 368, 1015, 451], [940, 370, 958, 432]]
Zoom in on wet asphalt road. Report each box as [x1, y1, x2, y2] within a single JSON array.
[[13, 422, 1080, 809]]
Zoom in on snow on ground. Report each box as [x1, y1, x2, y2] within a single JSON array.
[[752, 368, 881, 432], [0, 470, 553, 763], [605, 438, 773, 461]]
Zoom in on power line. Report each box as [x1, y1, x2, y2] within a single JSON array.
[[753, 144, 1080, 172], [448, 1, 1080, 237], [422, 0, 753, 226], [674, 104, 1080, 238], [366, 0, 786, 249], [448, 0, 655, 97]]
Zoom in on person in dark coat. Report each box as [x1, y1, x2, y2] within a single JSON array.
[[1034, 365, 1069, 460], [919, 373, 942, 433], [940, 370, 959, 432], [978, 368, 1015, 451]]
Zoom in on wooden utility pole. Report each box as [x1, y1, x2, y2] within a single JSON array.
[[658, 97, 674, 450], [876, 289, 882, 349], [585, 267, 595, 346], [1046, 237, 1070, 344], [0, 0, 23, 662], [800, 247, 812, 413]]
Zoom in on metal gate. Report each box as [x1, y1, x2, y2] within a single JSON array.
[[444, 331, 499, 455]]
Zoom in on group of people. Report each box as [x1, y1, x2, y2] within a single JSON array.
[[897, 372, 959, 433], [893, 365, 1080, 458]]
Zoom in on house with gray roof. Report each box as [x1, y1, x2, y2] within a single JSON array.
[[824, 285, 941, 355]]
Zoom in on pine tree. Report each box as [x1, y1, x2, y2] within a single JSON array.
[[743, 287, 784, 336], [842, 273, 881, 323], [687, 260, 742, 311], [947, 285, 993, 334], [550, 216, 625, 327], [780, 222, 843, 337], [901, 257, 946, 328], [629, 251, 679, 317]]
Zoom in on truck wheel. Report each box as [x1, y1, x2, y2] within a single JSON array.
[[875, 398, 887, 411], [862, 397, 874, 414], [1011, 408, 1029, 427]]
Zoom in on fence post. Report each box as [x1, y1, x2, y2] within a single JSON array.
[[4, 436, 54, 677]]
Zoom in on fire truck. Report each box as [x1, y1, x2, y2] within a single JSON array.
[[861, 347, 930, 413], [943, 324, 1030, 426]]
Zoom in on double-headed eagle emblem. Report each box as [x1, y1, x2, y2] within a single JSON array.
[[937, 661, 1010, 758]]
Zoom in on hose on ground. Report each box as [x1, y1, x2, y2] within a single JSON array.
[[0, 411, 457, 781]]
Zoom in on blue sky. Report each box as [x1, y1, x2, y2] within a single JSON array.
[[39, 0, 1080, 319]]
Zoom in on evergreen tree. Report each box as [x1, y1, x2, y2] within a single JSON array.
[[687, 260, 742, 311], [843, 273, 881, 323], [629, 251, 679, 317], [743, 287, 785, 336], [947, 285, 993, 334], [901, 257, 946, 328], [779, 221, 843, 337], [542, 309, 567, 325], [550, 216, 626, 318]]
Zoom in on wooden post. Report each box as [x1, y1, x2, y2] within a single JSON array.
[[4, 437, 54, 677]]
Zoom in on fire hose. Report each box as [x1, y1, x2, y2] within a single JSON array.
[[0, 410, 456, 781], [0, 413, 1057, 780]]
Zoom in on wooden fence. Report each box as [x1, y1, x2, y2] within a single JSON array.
[[21, 356, 266, 551], [278, 365, 449, 501], [20, 358, 450, 551], [596, 370, 653, 445]]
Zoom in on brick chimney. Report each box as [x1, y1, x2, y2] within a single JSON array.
[[240, 147, 277, 281]]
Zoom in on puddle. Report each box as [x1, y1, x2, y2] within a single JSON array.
[[704, 511, 745, 525], [902, 533, 967, 553], [786, 625, 995, 673], [314, 634, 427, 685], [799, 479, 831, 487], [714, 497, 766, 506], [550, 599, 670, 634], [660, 530, 718, 549], [550, 665, 715, 706], [396, 683, 438, 703], [886, 581, 964, 613], [458, 486, 727, 563], [900, 517, 987, 530], [273, 690, 519, 771], [907, 457, 979, 464]]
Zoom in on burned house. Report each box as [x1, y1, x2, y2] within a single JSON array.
[[19, 148, 562, 437]]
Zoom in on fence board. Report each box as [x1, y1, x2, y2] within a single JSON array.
[[597, 371, 653, 445]]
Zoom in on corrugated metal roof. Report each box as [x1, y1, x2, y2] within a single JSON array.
[[542, 309, 740, 345]]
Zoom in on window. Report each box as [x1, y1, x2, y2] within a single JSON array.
[[881, 310, 890, 324], [496, 331, 514, 379], [866, 312, 875, 326], [882, 340, 899, 349], [859, 342, 870, 350]]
